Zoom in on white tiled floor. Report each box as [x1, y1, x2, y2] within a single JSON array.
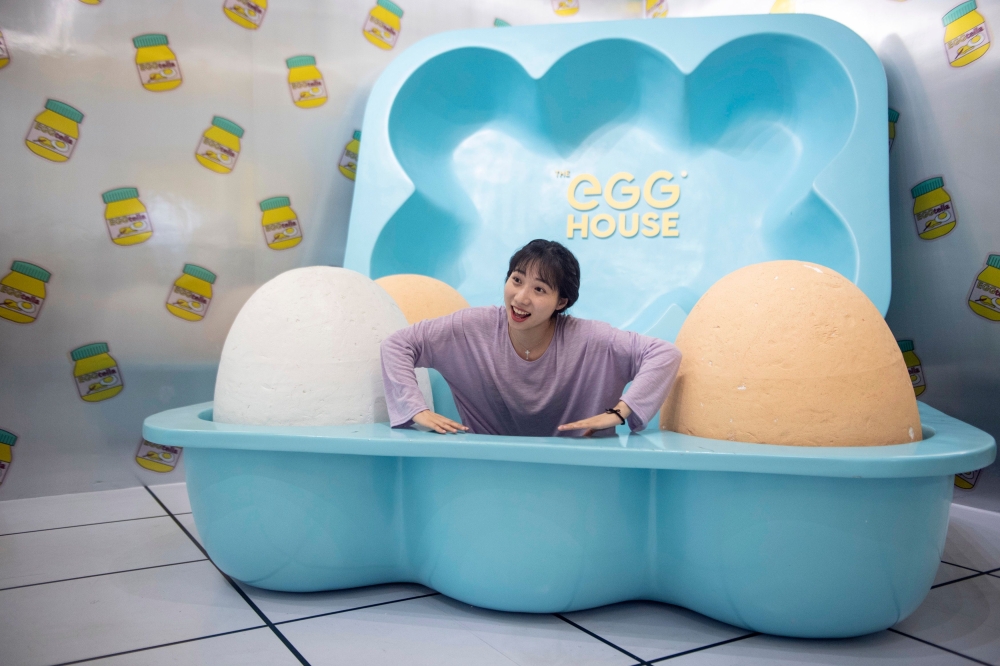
[[0, 484, 997, 666]]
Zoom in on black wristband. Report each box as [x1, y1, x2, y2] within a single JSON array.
[[605, 407, 626, 425]]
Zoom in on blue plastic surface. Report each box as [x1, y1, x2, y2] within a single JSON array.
[[141, 16, 998, 638], [344, 14, 891, 334], [143, 400, 993, 637]]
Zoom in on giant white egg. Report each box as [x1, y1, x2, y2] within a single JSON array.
[[214, 266, 431, 426]]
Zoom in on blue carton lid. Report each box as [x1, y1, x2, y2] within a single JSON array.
[[345, 16, 890, 340]]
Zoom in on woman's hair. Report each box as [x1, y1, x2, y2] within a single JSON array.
[[506, 239, 581, 316]]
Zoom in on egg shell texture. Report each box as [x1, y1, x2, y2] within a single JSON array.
[[661, 261, 921, 446], [375, 274, 470, 324], [214, 266, 430, 426]]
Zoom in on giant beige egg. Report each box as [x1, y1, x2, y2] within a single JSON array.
[[214, 266, 431, 426], [375, 274, 470, 324], [660, 261, 921, 446]]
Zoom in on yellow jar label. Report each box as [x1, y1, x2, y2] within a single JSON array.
[[0, 459, 9, 485], [552, 0, 579, 14], [138, 59, 181, 86], [908, 364, 925, 390], [969, 278, 1000, 314], [339, 147, 359, 176], [0, 284, 44, 321], [136, 440, 180, 471], [107, 212, 152, 241], [290, 78, 327, 105], [224, 0, 265, 27], [76, 365, 122, 398], [167, 284, 210, 317], [26, 122, 76, 159], [645, 0, 668, 18], [947, 23, 990, 64], [196, 135, 239, 170], [914, 201, 954, 236], [264, 219, 301, 245], [364, 15, 399, 47]]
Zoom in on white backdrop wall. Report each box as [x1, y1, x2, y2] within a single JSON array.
[[0, 0, 997, 509]]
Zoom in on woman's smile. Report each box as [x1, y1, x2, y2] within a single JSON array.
[[510, 305, 531, 323]]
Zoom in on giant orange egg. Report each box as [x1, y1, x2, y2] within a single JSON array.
[[660, 261, 921, 446], [375, 274, 469, 324]]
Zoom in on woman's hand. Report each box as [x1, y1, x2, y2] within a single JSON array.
[[557, 401, 631, 437], [412, 410, 469, 434]]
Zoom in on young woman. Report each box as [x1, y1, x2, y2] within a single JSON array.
[[380, 239, 682, 437]]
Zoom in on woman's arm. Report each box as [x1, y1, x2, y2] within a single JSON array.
[[380, 312, 469, 432]]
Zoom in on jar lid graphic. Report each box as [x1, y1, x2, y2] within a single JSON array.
[[11, 261, 51, 283], [133, 33, 169, 48], [494, 18, 511, 27], [260, 196, 291, 211], [71, 342, 110, 361], [286, 55, 316, 68], [353, 130, 362, 141], [102, 187, 139, 204], [45, 99, 84, 123], [911, 177, 944, 198], [943, 1, 978, 26], [988, 254, 1000, 270], [211, 116, 244, 138], [377, 0, 403, 18], [0, 430, 16, 447], [897, 339, 914, 353], [888, 108, 899, 123], [183, 264, 217, 284]]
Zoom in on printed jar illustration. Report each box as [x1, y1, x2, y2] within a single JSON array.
[[224, 0, 267, 29], [0, 261, 50, 324], [944, 1, 990, 67], [167, 264, 215, 321], [260, 196, 303, 250], [339, 130, 361, 180], [363, 0, 403, 50], [552, 0, 579, 16], [0, 28, 10, 69], [133, 33, 182, 92], [911, 177, 956, 240], [889, 109, 899, 152], [71, 343, 123, 402], [955, 470, 982, 489], [135, 440, 181, 473], [898, 340, 925, 396], [645, 0, 668, 19], [103, 187, 153, 245], [286, 55, 327, 108], [25, 99, 83, 162], [195, 116, 243, 174], [0, 429, 15, 486], [770, 0, 794, 13], [968, 254, 1000, 321], [494, 18, 511, 27]]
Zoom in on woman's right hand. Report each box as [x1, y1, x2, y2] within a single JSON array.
[[412, 410, 468, 434]]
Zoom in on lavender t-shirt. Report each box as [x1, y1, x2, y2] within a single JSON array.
[[380, 306, 682, 437]]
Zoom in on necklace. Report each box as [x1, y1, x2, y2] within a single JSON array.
[[524, 349, 530, 359]]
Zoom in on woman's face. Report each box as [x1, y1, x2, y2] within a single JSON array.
[[504, 266, 569, 331]]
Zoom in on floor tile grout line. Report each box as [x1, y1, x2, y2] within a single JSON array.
[[143, 486, 313, 666], [647, 632, 760, 663], [0, 513, 171, 537], [932, 571, 988, 589], [553, 613, 653, 665], [0, 558, 209, 592], [273, 591, 442, 626], [48, 625, 269, 666], [887, 628, 995, 666], [940, 560, 986, 574]]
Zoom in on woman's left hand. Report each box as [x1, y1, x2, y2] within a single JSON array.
[[557, 401, 631, 437]]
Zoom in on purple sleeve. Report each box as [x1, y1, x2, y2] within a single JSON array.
[[610, 329, 682, 432], [380, 311, 462, 427]]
